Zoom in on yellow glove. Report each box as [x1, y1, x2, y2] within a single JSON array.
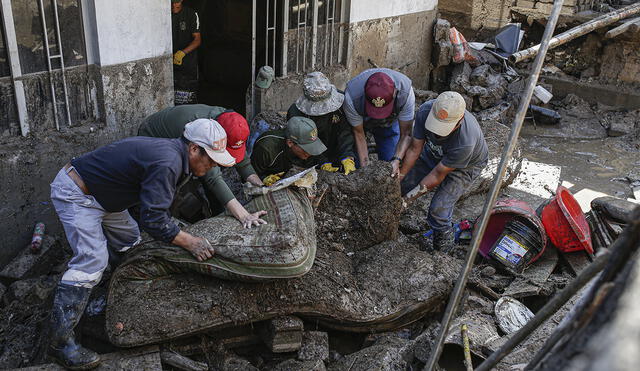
[[173, 50, 186, 65], [263, 172, 285, 186], [320, 163, 339, 172], [341, 158, 356, 175]]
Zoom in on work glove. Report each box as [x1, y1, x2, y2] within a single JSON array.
[[173, 50, 186, 65], [341, 158, 356, 175], [320, 163, 339, 172], [263, 172, 285, 186]]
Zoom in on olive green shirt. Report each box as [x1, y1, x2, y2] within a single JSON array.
[[138, 104, 257, 205], [287, 104, 355, 165], [251, 129, 307, 178]]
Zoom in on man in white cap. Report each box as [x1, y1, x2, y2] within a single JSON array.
[[47, 119, 241, 369], [398, 91, 488, 252]]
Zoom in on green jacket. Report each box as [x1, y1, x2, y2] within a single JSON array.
[[138, 104, 257, 205], [287, 103, 355, 165], [251, 129, 307, 178]]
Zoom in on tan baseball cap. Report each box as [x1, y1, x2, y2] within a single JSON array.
[[425, 91, 466, 137], [183, 119, 236, 167]]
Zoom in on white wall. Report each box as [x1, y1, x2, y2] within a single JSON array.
[[349, 0, 438, 23], [86, 0, 172, 66]]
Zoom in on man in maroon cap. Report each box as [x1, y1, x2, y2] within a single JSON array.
[[343, 68, 415, 176], [138, 105, 266, 228]]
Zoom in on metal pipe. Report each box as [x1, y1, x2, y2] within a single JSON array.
[[251, 0, 256, 120], [329, 0, 335, 65], [422, 0, 566, 369], [296, 0, 301, 73], [311, 0, 318, 69], [337, 0, 345, 64], [272, 0, 277, 68], [266, 0, 270, 65], [476, 250, 610, 371], [281, 0, 289, 76], [511, 2, 640, 63], [302, 0, 308, 71], [38, 0, 60, 131], [52, 0, 72, 127]]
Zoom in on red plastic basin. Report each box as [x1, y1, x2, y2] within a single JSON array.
[[541, 186, 593, 254]]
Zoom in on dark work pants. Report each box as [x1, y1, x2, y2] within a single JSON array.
[[401, 155, 483, 232]]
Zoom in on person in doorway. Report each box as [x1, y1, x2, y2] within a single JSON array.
[[138, 104, 267, 227], [287, 71, 356, 175], [48, 119, 237, 369], [399, 91, 488, 252], [343, 68, 415, 176], [252, 116, 328, 186], [172, 0, 201, 90]]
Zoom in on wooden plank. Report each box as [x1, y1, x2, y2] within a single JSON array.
[[259, 316, 304, 353], [605, 16, 640, 38], [503, 248, 559, 298]]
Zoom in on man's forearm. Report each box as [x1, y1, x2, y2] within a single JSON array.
[[182, 34, 201, 54], [353, 128, 369, 166], [399, 145, 420, 177], [246, 174, 263, 186], [394, 121, 413, 160], [225, 198, 249, 221]]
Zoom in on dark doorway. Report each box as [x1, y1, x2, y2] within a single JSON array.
[[182, 0, 282, 116]]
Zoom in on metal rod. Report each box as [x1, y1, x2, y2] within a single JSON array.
[[302, 0, 308, 71], [251, 0, 256, 120], [272, 0, 277, 68], [311, 0, 318, 69], [266, 0, 270, 66], [323, 0, 329, 66], [52, 0, 72, 127], [476, 250, 610, 371], [423, 1, 566, 369], [1, 0, 29, 135], [337, 0, 346, 64], [281, 0, 289, 76], [329, 0, 335, 65], [296, 0, 301, 73], [38, 0, 60, 131]]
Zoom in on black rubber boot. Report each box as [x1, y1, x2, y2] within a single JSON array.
[[433, 228, 455, 253], [49, 283, 101, 370]]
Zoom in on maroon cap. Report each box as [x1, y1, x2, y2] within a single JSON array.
[[364, 72, 395, 119], [216, 112, 249, 163]]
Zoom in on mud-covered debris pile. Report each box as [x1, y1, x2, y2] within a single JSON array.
[[315, 161, 403, 252]]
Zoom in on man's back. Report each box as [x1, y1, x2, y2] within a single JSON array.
[[138, 105, 225, 138]]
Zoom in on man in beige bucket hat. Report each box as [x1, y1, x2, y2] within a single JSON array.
[[398, 91, 489, 252], [287, 71, 356, 175]]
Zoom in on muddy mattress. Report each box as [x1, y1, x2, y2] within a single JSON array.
[[106, 240, 459, 347]]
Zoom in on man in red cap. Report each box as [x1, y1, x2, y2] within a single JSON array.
[[343, 68, 415, 176], [138, 104, 267, 228]]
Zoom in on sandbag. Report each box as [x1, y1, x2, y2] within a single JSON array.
[[116, 187, 316, 282]]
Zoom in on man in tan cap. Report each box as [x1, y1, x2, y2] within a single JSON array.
[[398, 91, 488, 252], [47, 118, 239, 369], [287, 71, 356, 175]]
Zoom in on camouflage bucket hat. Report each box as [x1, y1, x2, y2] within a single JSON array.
[[295, 71, 344, 116]]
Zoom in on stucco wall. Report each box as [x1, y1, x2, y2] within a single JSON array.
[[439, 0, 514, 33], [347, 9, 437, 89], [88, 0, 173, 66], [349, 0, 437, 23]]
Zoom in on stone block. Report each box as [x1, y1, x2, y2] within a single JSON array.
[[260, 316, 304, 353], [434, 18, 451, 42], [298, 331, 329, 362]]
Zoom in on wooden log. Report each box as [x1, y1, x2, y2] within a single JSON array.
[[605, 16, 640, 38], [160, 350, 207, 371], [512, 2, 640, 63]]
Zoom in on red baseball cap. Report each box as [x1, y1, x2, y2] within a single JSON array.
[[216, 112, 249, 163], [364, 72, 396, 119]]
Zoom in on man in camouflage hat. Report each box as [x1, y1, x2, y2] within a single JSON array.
[[251, 116, 328, 186], [287, 71, 356, 175]]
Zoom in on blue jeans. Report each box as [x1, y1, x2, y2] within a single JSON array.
[[369, 121, 400, 161], [401, 155, 482, 232]]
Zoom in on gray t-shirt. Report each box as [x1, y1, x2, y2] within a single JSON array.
[[413, 100, 488, 169], [343, 68, 415, 127]]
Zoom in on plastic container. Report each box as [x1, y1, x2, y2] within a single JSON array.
[[488, 218, 545, 273], [541, 186, 593, 254], [478, 199, 548, 266]]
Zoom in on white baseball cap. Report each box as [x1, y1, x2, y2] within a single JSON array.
[[183, 119, 236, 167], [424, 91, 466, 137]]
